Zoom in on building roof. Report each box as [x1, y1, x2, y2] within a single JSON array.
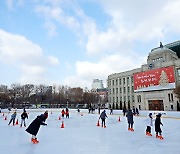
[[151, 40, 180, 58]]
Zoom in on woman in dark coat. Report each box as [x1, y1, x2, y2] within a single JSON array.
[[26, 112, 47, 144], [126, 109, 134, 131], [155, 113, 163, 139]]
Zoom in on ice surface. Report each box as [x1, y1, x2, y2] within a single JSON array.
[[0, 109, 180, 154]]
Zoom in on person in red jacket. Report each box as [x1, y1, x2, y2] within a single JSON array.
[[61, 109, 65, 118]]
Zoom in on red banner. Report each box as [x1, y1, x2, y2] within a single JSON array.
[[133, 66, 175, 91]]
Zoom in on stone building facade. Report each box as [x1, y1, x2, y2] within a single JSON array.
[[107, 41, 180, 111]]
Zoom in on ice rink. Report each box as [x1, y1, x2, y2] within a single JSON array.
[[0, 109, 180, 154]]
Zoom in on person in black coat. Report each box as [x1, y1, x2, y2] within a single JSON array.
[[26, 113, 47, 143], [99, 110, 108, 128], [126, 109, 134, 131], [20, 111, 28, 127], [155, 113, 163, 139]]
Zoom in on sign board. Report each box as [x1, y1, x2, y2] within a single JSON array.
[[133, 66, 175, 92]]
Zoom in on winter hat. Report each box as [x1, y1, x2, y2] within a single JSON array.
[[149, 113, 152, 116], [158, 113, 162, 117]]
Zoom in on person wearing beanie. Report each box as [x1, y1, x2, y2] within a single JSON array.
[[155, 113, 164, 140], [145, 113, 154, 136]]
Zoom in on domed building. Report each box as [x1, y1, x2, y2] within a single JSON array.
[[107, 41, 180, 111]]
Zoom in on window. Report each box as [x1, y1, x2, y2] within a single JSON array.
[[116, 88, 118, 94], [132, 96, 134, 102], [120, 87, 122, 93], [124, 96, 126, 102], [132, 86, 134, 91], [120, 97, 122, 102], [171, 94, 173, 101], [128, 86, 130, 92], [131, 76, 133, 83], [119, 79, 121, 85], [116, 79, 118, 85], [116, 97, 118, 102], [112, 80, 114, 86], [113, 88, 114, 94], [123, 87, 126, 93], [168, 93, 171, 102], [128, 96, 130, 101], [168, 93, 174, 102], [137, 95, 141, 103], [123, 78, 125, 84], [127, 77, 129, 84]]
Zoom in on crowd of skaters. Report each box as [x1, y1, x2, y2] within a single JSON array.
[[1, 106, 164, 144]]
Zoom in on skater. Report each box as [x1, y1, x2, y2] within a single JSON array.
[[98, 107, 101, 114], [155, 113, 164, 139], [145, 113, 154, 136], [77, 108, 80, 113], [65, 108, 69, 118], [8, 111, 17, 126], [110, 108, 113, 115], [99, 110, 108, 128], [20, 110, 28, 127], [44, 110, 48, 120], [123, 107, 126, 116], [61, 109, 65, 118], [135, 107, 139, 116], [26, 112, 48, 144], [88, 107, 91, 114], [126, 109, 134, 131], [132, 106, 136, 115]]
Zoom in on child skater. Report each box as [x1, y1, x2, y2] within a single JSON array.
[[145, 113, 154, 136], [155, 113, 164, 140], [99, 110, 108, 128], [20, 110, 28, 127], [26, 111, 48, 144], [126, 109, 134, 131], [8, 111, 17, 126]]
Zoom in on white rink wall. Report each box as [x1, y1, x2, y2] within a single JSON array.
[[1, 108, 180, 118]]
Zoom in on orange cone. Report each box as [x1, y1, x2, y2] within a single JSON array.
[[60, 121, 65, 128], [58, 116, 61, 120], [16, 119, 18, 125], [96, 120, 100, 126], [4, 116, 7, 120], [118, 116, 121, 122]]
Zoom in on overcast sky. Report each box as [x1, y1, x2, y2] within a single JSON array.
[[0, 0, 180, 89]]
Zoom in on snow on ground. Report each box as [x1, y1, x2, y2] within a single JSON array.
[[0, 109, 180, 154]]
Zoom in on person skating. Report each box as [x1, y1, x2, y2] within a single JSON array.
[[8, 111, 17, 126], [126, 109, 134, 131], [65, 108, 69, 118], [99, 110, 108, 128], [145, 113, 154, 136], [122, 107, 126, 116], [155, 113, 164, 140], [26, 111, 48, 144], [20, 110, 28, 127], [110, 108, 113, 115], [61, 109, 65, 118]]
